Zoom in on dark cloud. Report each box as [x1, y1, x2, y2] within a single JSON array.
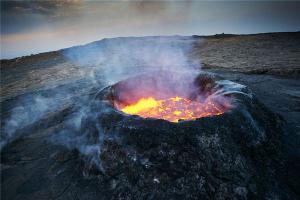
[[2, 1, 53, 15], [1, 0, 83, 34], [1, 0, 81, 14]]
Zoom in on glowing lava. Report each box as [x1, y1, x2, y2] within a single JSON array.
[[117, 96, 229, 122]]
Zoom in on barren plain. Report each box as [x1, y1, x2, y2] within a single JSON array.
[[1, 32, 299, 199]]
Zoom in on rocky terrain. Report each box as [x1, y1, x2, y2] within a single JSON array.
[[1, 32, 300, 199]]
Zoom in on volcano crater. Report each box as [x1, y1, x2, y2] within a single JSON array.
[[78, 72, 284, 198]]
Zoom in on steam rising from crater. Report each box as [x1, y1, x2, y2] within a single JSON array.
[[2, 36, 247, 171], [63, 36, 200, 84], [1, 36, 199, 149]]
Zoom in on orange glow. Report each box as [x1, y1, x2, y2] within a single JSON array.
[[117, 96, 227, 122]]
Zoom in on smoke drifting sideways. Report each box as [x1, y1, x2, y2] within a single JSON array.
[[63, 36, 201, 83], [1, 36, 248, 171], [1, 36, 200, 165]]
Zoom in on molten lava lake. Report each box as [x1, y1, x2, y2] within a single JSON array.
[[105, 72, 233, 122], [115, 96, 229, 122], [81, 71, 285, 200]]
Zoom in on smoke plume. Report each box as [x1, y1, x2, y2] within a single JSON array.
[[2, 36, 247, 171]]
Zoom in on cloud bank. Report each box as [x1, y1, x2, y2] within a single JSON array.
[[1, 1, 300, 58]]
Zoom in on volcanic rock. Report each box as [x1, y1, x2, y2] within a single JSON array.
[[1, 32, 299, 200], [76, 73, 286, 199]]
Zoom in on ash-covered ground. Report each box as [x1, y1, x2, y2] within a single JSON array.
[[1, 32, 300, 199]]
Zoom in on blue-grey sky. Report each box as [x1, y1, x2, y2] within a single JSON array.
[[1, 1, 300, 59]]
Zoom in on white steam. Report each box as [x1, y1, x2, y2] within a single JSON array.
[[2, 36, 251, 172], [63, 36, 200, 84], [1, 36, 200, 170]]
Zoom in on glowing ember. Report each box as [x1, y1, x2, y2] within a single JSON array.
[[117, 96, 228, 122]]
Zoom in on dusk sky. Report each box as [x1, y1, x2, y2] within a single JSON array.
[[1, 0, 300, 59]]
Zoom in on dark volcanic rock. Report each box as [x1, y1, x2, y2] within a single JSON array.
[[1, 33, 299, 200], [75, 73, 291, 199]]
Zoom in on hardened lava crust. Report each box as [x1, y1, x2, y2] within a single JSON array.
[[80, 72, 287, 199]]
